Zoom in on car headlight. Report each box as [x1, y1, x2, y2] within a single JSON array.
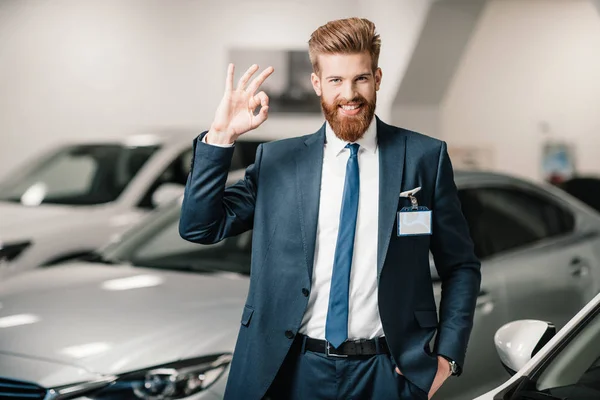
[[46, 353, 232, 400], [0, 240, 32, 262]]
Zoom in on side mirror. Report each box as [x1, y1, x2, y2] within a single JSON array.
[[151, 183, 185, 208], [494, 320, 556, 376]]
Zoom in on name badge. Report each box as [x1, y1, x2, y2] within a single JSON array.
[[397, 208, 432, 236], [397, 186, 432, 236]]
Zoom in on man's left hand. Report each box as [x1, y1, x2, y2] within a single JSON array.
[[427, 356, 452, 398], [394, 356, 451, 399]]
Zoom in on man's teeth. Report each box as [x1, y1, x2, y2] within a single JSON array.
[[341, 105, 360, 110]]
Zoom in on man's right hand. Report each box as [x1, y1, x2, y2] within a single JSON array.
[[206, 63, 274, 145]]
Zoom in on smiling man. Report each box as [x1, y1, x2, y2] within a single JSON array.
[[179, 17, 481, 400]]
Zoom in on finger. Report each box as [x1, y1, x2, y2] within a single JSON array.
[[246, 66, 274, 95], [253, 91, 269, 109], [252, 105, 269, 128], [225, 63, 234, 92], [395, 367, 403, 376], [237, 64, 260, 91]]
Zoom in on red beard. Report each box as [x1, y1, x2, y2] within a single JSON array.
[[321, 92, 376, 143]]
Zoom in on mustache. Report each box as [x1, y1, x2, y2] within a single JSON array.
[[336, 97, 366, 106]]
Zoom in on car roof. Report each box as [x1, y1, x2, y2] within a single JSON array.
[[55, 127, 271, 148], [453, 169, 531, 187]]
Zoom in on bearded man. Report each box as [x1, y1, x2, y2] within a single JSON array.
[[179, 17, 481, 400]]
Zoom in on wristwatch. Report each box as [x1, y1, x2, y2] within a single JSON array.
[[441, 356, 459, 376]]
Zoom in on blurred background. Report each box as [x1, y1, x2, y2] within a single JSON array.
[[1, 0, 600, 182], [2, 1, 600, 400]]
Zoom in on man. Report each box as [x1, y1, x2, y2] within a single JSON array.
[[180, 17, 480, 400]]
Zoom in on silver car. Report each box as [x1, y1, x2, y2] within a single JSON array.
[[0, 171, 599, 399], [438, 171, 600, 399], [0, 130, 263, 279], [0, 196, 250, 399]]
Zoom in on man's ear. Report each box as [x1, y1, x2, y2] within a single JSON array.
[[311, 72, 322, 96], [375, 68, 382, 91]]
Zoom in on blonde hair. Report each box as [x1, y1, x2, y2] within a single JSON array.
[[308, 17, 381, 75]]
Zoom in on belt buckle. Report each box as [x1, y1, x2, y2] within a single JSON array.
[[326, 341, 348, 358]]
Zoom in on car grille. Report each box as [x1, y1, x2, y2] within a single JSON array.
[[0, 377, 46, 399]]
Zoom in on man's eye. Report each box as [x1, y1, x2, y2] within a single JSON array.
[[330, 79, 341, 83]]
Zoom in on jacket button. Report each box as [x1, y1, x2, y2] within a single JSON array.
[[285, 330, 295, 339], [302, 288, 309, 297]]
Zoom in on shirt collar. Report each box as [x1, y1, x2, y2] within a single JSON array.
[[325, 116, 378, 156]]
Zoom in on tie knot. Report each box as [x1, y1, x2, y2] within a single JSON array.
[[346, 143, 360, 156]]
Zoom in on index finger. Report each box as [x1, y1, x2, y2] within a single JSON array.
[[225, 63, 234, 92], [246, 66, 274, 95]]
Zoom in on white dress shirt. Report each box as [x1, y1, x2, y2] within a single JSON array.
[[299, 118, 383, 340]]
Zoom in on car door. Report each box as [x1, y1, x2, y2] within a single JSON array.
[[505, 296, 600, 400], [432, 188, 512, 400], [468, 185, 595, 331]]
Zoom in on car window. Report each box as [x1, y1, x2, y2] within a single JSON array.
[[138, 148, 193, 209], [138, 141, 263, 210], [0, 144, 160, 205], [458, 187, 575, 259]]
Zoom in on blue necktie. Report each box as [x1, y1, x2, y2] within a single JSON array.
[[326, 143, 360, 348]]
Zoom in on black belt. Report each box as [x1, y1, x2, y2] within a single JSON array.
[[300, 335, 390, 357]]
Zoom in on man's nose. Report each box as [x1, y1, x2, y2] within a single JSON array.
[[341, 82, 357, 102]]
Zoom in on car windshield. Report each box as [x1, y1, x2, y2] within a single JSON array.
[[0, 143, 160, 205], [94, 200, 252, 275]]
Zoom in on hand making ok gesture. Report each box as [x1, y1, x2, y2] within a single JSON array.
[[207, 63, 274, 145]]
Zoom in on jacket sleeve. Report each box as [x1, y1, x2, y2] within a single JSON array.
[[430, 141, 482, 374], [179, 132, 262, 244]]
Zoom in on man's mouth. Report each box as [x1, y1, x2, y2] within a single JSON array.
[[338, 103, 363, 116]]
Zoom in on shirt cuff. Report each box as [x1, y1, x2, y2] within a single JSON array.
[[201, 134, 234, 148]]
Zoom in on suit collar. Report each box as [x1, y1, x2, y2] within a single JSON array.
[[303, 124, 326, 147]]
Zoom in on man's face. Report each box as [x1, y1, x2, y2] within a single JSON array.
[[311, 52, 382, 143]]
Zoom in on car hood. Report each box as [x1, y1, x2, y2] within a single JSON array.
[[0, 202, 95, 240], [0, 262, 249, 381], [0, 352, 100, 389]]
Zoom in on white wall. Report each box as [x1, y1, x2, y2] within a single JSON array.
[[441, 0, 600, 181], [0, 0, 431, 177], [391, 0, 487, 138], [393, 104, 440, 136]]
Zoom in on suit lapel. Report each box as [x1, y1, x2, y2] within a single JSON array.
[[377, 118, 406, 278], [296, 124, 325, 282]]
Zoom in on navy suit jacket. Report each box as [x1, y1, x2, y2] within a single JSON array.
[[179, 117, 481, 399]]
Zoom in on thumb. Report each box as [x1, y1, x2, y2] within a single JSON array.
[[252, 105, 269, 128]]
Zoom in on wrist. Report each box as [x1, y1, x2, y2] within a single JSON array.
[[206, 127, 236, 145], [439, 355, 458, 376]]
